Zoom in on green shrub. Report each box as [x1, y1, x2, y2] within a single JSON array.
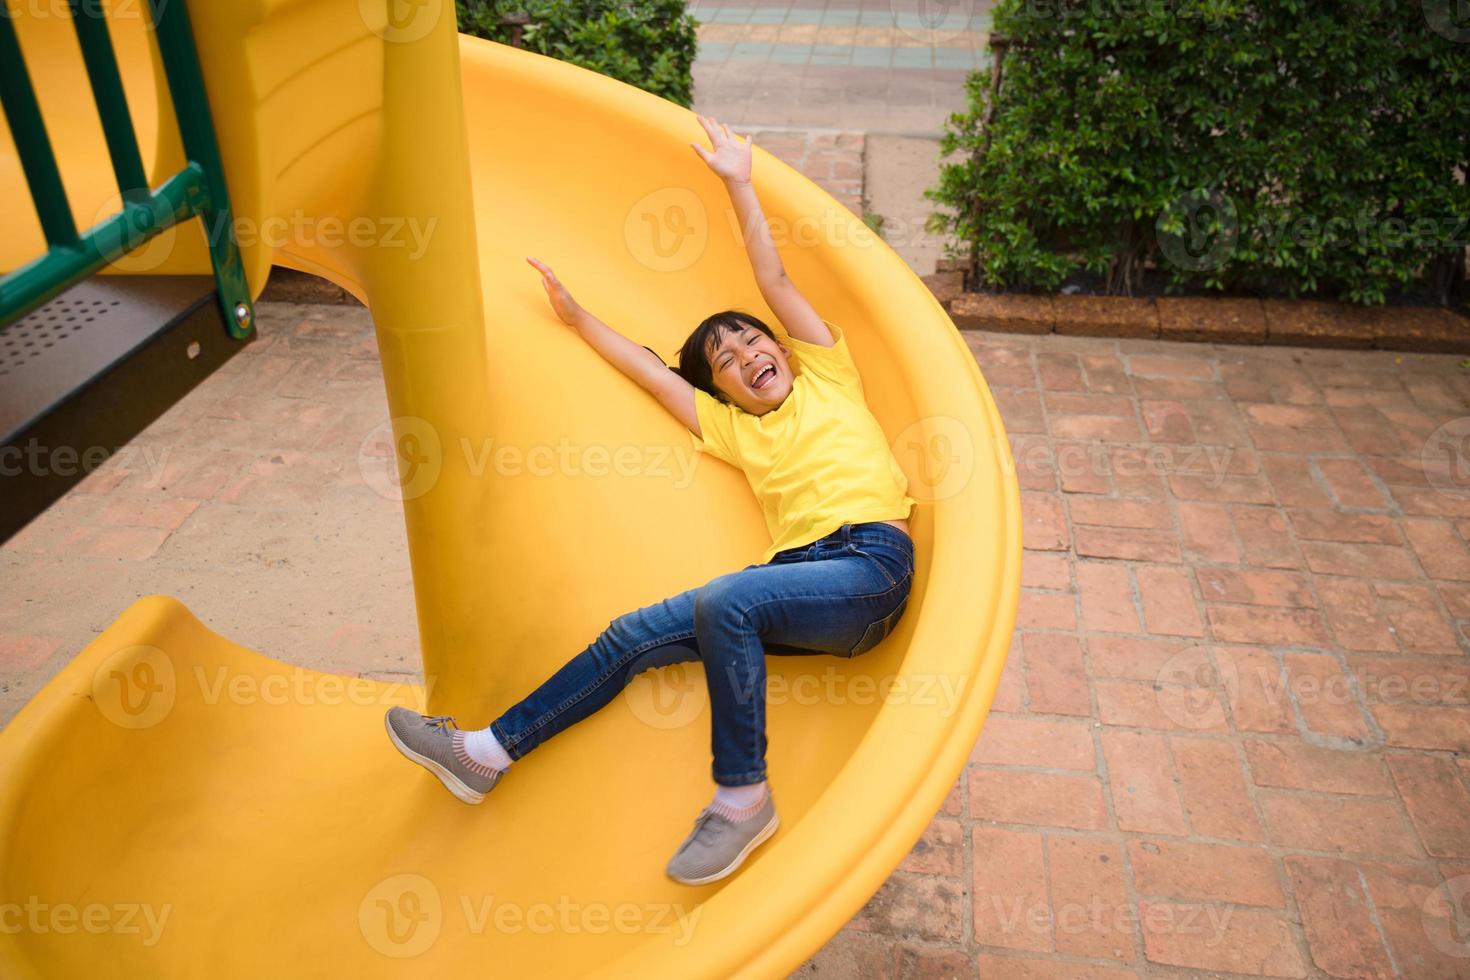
[[457, 0, 699, 107], [927, 0, 1470, 305]]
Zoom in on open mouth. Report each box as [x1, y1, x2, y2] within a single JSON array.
[[750, 364, 776, 391]]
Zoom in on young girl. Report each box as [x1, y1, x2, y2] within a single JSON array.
[[385, 114, 916, 886]]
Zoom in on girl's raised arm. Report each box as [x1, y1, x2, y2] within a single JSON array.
[[525, 257, 701, 437], [691, 114, 834, 349]]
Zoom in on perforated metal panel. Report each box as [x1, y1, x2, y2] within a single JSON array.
[[1, 274, 251, 541], [0, 295, 122, 378]]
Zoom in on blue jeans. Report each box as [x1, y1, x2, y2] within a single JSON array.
[[488, 521, 915, 786]]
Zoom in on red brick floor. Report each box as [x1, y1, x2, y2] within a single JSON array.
[[801, 333, 1470, 979], [5, 309, 1470, 977]]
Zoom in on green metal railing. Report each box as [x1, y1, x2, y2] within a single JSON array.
[[0, 0, 253, 337]]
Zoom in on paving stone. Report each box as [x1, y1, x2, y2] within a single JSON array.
[[1128, 839, 1285, 907], [14, 180, 1470, 977], [1285, 856, 1396, 978]]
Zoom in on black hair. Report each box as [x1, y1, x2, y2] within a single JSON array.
[[673, 310, 778, 404]]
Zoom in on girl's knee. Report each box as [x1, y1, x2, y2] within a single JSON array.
[[694, 573, 750, 628]]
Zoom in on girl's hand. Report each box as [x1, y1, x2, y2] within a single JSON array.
[[525, 256, 586, 328], [691, 114, 752, 184]]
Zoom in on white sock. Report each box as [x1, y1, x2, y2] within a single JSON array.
[[460, 727, 513, 771], [710, 780, 769, 821]]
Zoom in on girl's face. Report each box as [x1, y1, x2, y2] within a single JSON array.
[[707, 324, 793, 415]]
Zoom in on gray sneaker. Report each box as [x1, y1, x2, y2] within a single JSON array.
[[666, 793, 780, 885], [384, 707, 503, 805]]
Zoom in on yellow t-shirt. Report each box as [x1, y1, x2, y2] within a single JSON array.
[[691, 320, 916, 563]]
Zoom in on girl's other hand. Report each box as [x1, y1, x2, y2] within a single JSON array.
[[525, 256, 586, 328], [691, 114, 752, 184]]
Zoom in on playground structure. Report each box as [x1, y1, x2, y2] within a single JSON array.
[[0, 0, 1020, 975]]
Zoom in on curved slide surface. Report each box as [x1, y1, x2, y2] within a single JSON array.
[[0, 2, 1020, 975]]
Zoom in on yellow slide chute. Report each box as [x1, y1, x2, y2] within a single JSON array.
[[0, 1, 1020, 975]]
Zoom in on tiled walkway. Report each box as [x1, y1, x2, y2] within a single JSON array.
[[692, 4, 990, 70], [6, 306, 1470, 977], [917, 332, 1470, 979], [690, 0, 989, 131]]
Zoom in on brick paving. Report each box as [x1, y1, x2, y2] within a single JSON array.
[[807, 332, 1470, 979], [741, 128, 866, 214], [7, 304, 1470, 978]]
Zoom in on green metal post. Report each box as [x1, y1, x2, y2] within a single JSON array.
[[145, 0, 254, 339]]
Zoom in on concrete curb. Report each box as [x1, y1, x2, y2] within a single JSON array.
[[924, 269, 1470, 354]]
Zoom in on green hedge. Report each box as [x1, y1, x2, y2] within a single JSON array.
[[457, 0, 699, 107], [927, 0, 1470, 305]]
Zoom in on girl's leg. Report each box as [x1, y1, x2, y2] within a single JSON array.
[[483, 587, 704, 762], [695, 525, 914, 788], [469, 523, 911, 785]]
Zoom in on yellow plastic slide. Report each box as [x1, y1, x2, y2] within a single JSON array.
[[0, 1, 1020, 975]]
